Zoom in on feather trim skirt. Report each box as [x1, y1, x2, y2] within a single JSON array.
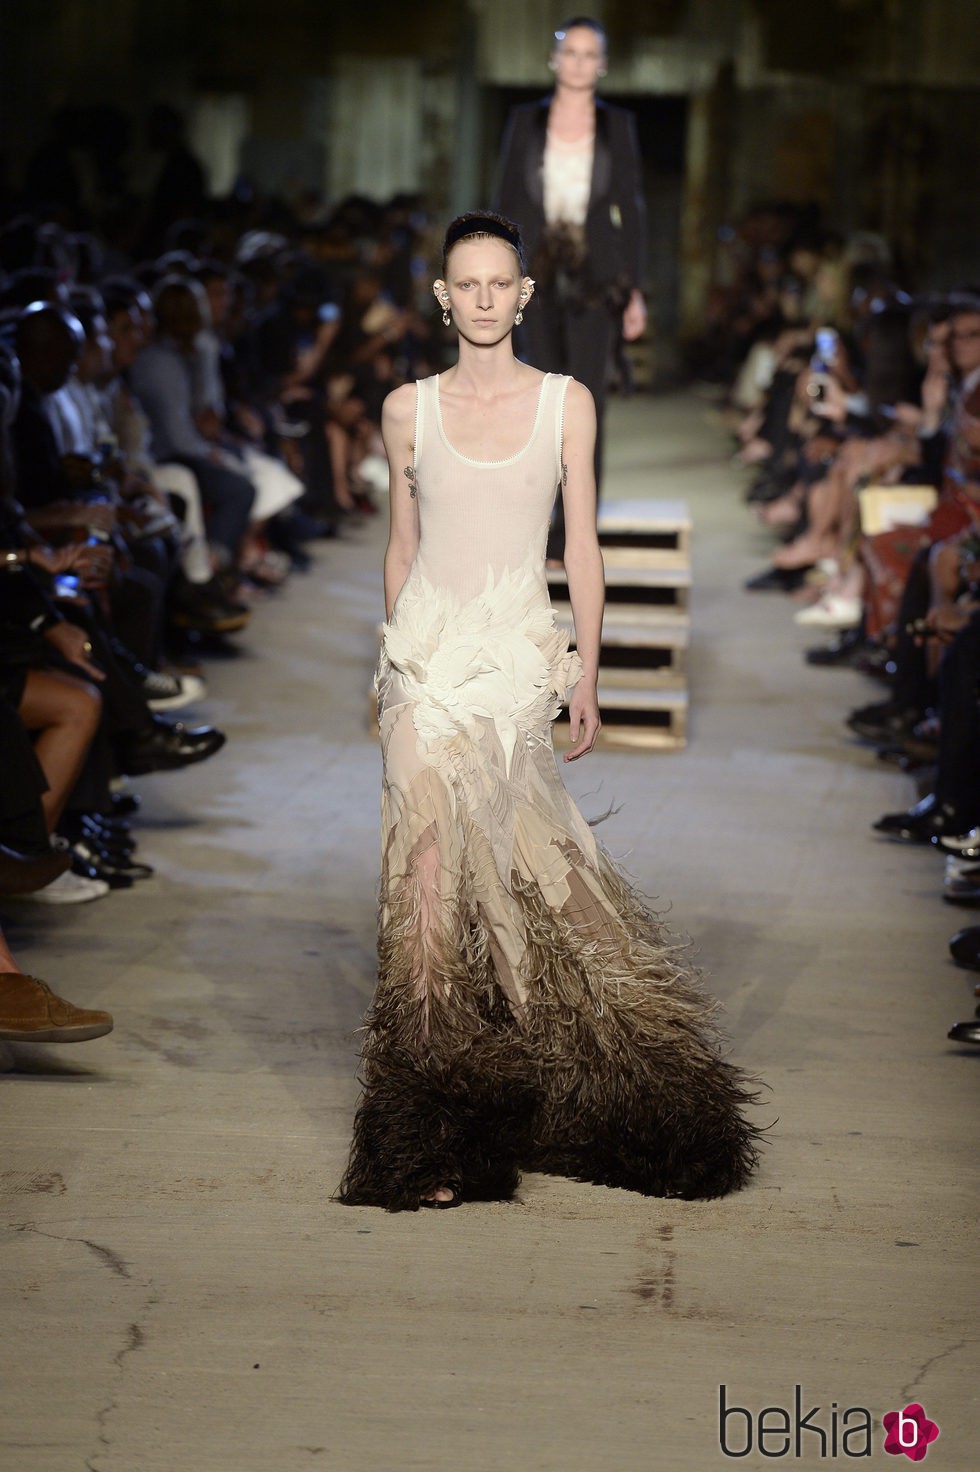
[[339, 689, 762, 1212]]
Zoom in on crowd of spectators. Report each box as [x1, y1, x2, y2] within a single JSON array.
[[705, 201, 980, 1045], [0, 107, 440, 1045]]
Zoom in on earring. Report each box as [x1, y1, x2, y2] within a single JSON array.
[[515, 307, 524, 325], [442, 306, 451, 327]]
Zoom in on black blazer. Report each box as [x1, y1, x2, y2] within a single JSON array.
[[495, 97, 646, 298]]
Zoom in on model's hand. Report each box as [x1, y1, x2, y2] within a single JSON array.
[[564, 678, 601, 761], [622, 291, 647, 343]]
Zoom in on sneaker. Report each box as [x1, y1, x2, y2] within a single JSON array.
[[793, 593, 863, 628], [0, 973, 113, 1042], [21, 869, 110, 904], [142, 670, 208, 711], [943, 855, 980, 905]]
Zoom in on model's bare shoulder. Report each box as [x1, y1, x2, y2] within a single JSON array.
[[381, 381, 417, 432], [564, 378, 597, 420]]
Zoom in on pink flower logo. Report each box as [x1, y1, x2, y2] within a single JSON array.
[[883, 1403, 940, 1460]]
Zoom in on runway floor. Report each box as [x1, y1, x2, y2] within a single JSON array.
[[1, 392, 975, 1471]]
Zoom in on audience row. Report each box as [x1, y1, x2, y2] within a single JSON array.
[[0, 175, 440, 1043], [712, 205, 980, 1045]]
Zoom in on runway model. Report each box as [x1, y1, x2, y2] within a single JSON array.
[[339, 212, 759, 1211], [495, 15, 647, 552]]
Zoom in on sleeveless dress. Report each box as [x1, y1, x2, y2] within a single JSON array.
[[339, 373, 759, 1211]]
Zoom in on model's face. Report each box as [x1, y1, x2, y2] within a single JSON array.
[[434, 239, 532, 347], [550, 25, 606, 92], [949, 312, 980, 377]]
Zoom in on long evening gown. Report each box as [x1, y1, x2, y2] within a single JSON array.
[[339, 372, 760, 1210]]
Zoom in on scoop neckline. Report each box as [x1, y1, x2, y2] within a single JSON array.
[[433, 373, 551, 467]]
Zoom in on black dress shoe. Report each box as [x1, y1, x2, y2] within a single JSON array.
[[80, 821, 137, 860], [0, 844, 72, 896], [847, 700, 922, 744], [947, 1019, 980, 1046], [949, 927, 980, 972], [872, 792, 957, 844], [63, 813, 136, 854], [804, 628, 866, 666], [69, 842, 134, 889], [169, 575, 250, 634], [119, 717, 226, 776], [850, 644, 896, 681], [744, 565, 811, 593], [68, 837, 153, 882]]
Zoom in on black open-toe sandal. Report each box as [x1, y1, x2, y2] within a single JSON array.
[[420, 1184, 462, 1209]]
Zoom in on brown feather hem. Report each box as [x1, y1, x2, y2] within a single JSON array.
[[338, 836, 762, 1212]]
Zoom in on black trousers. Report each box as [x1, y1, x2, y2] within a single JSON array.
[[174, 457, 255, 562], [522, 289, 614, 559], [889, 547, 935, 712], [935, 611, 980, 822]]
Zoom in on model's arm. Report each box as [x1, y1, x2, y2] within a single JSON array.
[[560, 380, 603, 761], [619, 112, 648, 343], [381, 382, 420, 620]]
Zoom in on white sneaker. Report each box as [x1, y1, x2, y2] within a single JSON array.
[[143, 671, 208, 711], [24, 870, 110, 904], [793, 593, 863, 628]]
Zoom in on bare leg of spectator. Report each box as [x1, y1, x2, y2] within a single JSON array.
[[17, 670, 102, 832]]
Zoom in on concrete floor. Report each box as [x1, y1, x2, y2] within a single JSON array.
[[1, 393, 975, 1472]]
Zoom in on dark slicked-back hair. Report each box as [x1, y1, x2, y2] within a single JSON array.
[[554, 16, 608, 48], [441, 211, 526, 275]]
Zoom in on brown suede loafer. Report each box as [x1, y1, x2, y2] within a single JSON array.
[[0, 974, 114, 1042]]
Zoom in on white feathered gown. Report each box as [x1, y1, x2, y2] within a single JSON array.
[[339, 374, 759, 1210]]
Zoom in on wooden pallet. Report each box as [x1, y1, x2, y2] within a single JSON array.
[[555, 683, 688, 751], [558, 607, 689, 689], [549, 561, 691, 614], [554, 497, 692, 747], [597, 497, 692, 570]]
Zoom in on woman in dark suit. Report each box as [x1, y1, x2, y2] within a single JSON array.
[[495, 15, 647, 547]]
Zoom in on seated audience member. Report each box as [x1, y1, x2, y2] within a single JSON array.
[[249, 261, 351, 525], [100, 274, 248, 636], [0, 339, 226, 886], [871, 600, 980, 867], [8, 301, 175, 677], [0, 694, 106, 905], [129, 276, 256, 593], [190, 263, 304, 584]]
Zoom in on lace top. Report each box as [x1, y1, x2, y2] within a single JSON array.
[[543, 132, 594, 227]]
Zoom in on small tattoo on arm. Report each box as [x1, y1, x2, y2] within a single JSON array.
[[404, 466, 419, 498]]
